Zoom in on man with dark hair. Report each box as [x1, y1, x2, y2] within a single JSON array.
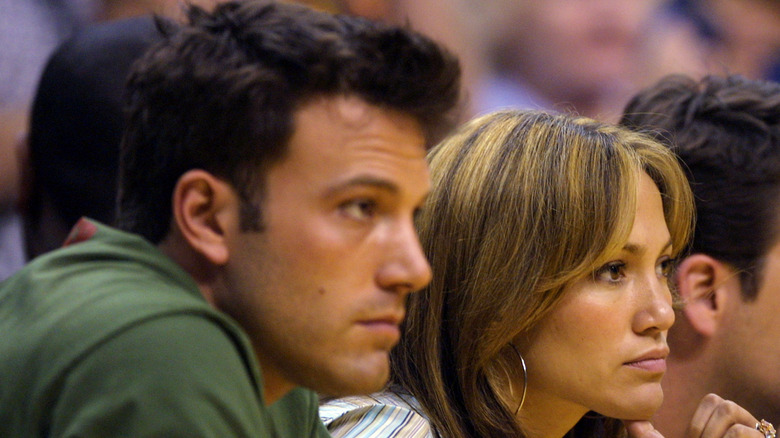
[[620, 74, 780, 438], [18, 15, 160, 260], [0, 1, 461, 436]]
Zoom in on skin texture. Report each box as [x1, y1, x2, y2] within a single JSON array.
[[519, 172, 675, 438], [211, 95, 432, 403]]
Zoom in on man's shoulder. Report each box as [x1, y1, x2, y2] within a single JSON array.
[[267, 388, 333, 436], [1, 313, 269, 437], [0, 247, 271, 435], [0, 219, 261, 426], [0, 224, 218, 353], [0, 241, 251, 387], [1, 218, 212, 329]]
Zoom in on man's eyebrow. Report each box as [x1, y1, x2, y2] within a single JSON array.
[[622, 239, 672, 255], [324, 176, 400, 197]]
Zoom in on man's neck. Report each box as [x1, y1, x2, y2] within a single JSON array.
[[256, 357, 296, 405]]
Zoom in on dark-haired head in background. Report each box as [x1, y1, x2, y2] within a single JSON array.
[[0, 1, 461, 436], [21, 15, 160, 259], [620, 74, 780, 437]]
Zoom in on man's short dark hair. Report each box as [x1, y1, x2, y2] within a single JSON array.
[[117, 0, 462, 244], [620, 74, 780, 300]]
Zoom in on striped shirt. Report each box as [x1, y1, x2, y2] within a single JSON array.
[[320, 392, 434, 438]]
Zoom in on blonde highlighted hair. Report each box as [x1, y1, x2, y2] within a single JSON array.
[[390, 110, 694, 437]]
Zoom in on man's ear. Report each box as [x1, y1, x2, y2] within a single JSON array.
[[675, 254, 739, 337], [171, 170, 239, 266]]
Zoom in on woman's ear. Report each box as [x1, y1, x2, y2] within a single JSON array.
[[170, 170, 239, 266], [675, 254, 739, 337]]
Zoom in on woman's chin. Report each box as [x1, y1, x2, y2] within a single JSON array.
[[597, 387, 664, 421]]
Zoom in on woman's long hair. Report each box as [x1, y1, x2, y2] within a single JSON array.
[[390, 110, 694, 437]]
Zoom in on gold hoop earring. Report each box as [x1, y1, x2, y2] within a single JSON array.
[[510, 344, 528, 415]]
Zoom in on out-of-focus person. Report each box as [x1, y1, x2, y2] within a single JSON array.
[[0, 0, 93, 280], [0, 0, 229, 281], [17, 16, 159, 260], [473, 0, 669, 121], [675, 0, 780, 81]]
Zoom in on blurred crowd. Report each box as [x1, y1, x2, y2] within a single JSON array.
[[2, 0, 780, 279], [296, 0, 780, 120]]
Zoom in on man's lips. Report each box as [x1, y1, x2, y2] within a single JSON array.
[[357, 313, 404, 341]]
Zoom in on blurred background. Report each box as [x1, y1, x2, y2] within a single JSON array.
[[296, 0, 780, 121], [1, 0, 779, 277]]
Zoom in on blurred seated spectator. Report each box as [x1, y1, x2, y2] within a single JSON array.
[[17, 16, 160, 259], [671, 0, 780, 81], [473, 0, 671, 121], [0, 0, 93, 280], [0, 1, 225, 280]]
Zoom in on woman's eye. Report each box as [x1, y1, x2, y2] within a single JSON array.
[[342, 199, 377, 221], [657, 257, 677, 278], [594, 262, 626, 284]]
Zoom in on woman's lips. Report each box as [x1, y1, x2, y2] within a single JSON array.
[[624, 357, 667, 373]]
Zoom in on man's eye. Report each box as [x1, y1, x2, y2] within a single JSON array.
[[342, 199, 376, 221], [594, 262, 626, 284]]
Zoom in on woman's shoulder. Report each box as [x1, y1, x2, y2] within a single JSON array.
[[320, 391, 433, 438]]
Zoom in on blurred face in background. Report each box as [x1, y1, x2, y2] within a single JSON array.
[[491, 0, 665, 102], [703, 0, 780, 78]]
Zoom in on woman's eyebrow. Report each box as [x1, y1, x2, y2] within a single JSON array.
[[622, 239, 672, 255]]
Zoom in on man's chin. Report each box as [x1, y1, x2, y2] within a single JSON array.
[[317, 359, 390, 397]]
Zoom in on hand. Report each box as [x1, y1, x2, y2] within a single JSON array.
[[624, 420, 664, 438], [685, 393, 763, 438], [624, 393, 767, 438]]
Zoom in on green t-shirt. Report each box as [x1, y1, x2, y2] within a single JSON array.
[[0, 219, 331, 437]]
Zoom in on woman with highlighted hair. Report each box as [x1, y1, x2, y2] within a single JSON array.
[[321, 110, 773, 438]]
